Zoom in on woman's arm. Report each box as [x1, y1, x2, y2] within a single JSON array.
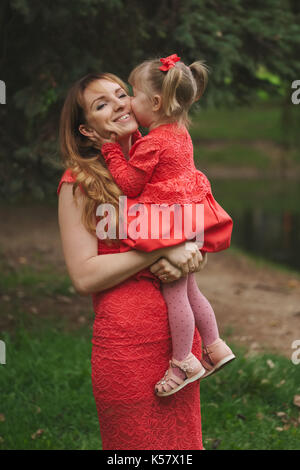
[[58, 183, 202, 295], [58, 183, 164, 295]]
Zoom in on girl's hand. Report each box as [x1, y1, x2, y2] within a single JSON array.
[[199, 252, 208, 270], [149, 258, 183, 283]]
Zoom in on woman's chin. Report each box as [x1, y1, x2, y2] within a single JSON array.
[[120, 120, 139, 137]]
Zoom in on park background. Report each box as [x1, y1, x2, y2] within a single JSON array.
[[0, 0, 300, 450]]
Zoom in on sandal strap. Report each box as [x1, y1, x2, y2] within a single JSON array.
[[157, 365, 185, 393], [203, 338, 233, 365], [170, 353, 201, 375], [201, 357, 214, 371]]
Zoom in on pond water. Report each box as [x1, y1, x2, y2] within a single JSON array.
[[210, 178, 300, 272]]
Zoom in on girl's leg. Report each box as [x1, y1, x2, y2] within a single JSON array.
[[185, 273, 236, 377], [186, 272, 219, 348], [161, 276, 195, 379]]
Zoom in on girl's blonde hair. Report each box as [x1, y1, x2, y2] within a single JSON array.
[[128, 57, 208, 127], [59, 72, 128, 246]]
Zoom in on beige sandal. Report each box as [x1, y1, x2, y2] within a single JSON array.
[[201, 338, 236, 379], [155, 352, 206, 397]]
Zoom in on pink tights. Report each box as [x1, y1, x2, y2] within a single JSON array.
[[161, 272, 219, 362]]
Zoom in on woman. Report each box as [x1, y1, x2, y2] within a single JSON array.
[[57, 72, 207, 450]]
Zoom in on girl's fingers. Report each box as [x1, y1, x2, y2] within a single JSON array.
[[188, 257, 197, 272], [179, 262, 189, 276], [201, 252, 208, 269], [192, 251, 202, 270], [196, 251, 203, 268], [197, 252, 207, 270]]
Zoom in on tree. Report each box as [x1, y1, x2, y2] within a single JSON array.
[[0, 0, 299, 199]]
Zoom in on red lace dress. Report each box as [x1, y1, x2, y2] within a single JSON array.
[[101, 123, 233, 254], [57, 170, 203, 450]]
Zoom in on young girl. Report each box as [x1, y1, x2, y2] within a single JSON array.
[[100, 54, 235, 397]]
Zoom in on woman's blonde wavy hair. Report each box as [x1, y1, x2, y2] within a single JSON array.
[[59, 73, 128, 246]]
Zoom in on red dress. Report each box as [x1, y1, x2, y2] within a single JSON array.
[[57, 170, 203, 450], [101, 123, 233, 254]]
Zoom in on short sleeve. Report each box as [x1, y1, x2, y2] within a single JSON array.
[[57, 168, 84, 196]]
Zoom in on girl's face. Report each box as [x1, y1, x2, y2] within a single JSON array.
[[131, 84, 156, 128], [81, 79, 138, 140]]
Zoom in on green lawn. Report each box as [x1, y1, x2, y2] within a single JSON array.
[[209, 178, 300, 214], [0, 324, 299, 450], [194, 143, 271, 169], [0, 325, 100, 450], [190, 101, 284, 143], [1, 99, 300, 450], [190, 99, 300, 167], [201, 346, 300, 450]]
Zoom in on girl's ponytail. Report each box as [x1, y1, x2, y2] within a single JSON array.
[[161, 66, 183, 116], [189, 61, 209, 101], [128, 55, 209, 127]]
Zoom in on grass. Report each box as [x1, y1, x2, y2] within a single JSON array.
[[0, 253, 74, 298], [201, 344, 300, 450], [189, 100, 300, 217], [0, 251, 95, 339], [0, 325, 100, 450], [208, 178, 300, 214], [1, 99, 299, 450], [194, 143, 271, 169], [1, 264, 73, 297], [190, 101, 284, 143], [0, 325, 299, 450]]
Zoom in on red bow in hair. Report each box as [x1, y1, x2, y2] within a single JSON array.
[[159, 54, 181, 71]]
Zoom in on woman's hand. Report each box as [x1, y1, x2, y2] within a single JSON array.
[[150, 243, 208, 283], [149, 258, 183, 283], [100, 122, 129, 145], [160, 241, 203, 275], [85, 122, 129, 149]]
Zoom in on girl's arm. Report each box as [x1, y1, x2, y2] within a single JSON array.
[[101, 137, 159, 198], [58, 183, 201, 295]]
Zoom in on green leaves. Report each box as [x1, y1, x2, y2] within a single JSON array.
[[1, 0, 300, 200]]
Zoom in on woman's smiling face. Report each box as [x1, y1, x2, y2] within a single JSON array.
[[81, 79, 138, 140]]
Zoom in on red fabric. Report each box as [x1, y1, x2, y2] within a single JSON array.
[[101, 123, 233, 254], [159, 53, 181, 71], [57, 170, 203, 450], [56, 130, 142, 197], [56, 168, 85, 195]]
